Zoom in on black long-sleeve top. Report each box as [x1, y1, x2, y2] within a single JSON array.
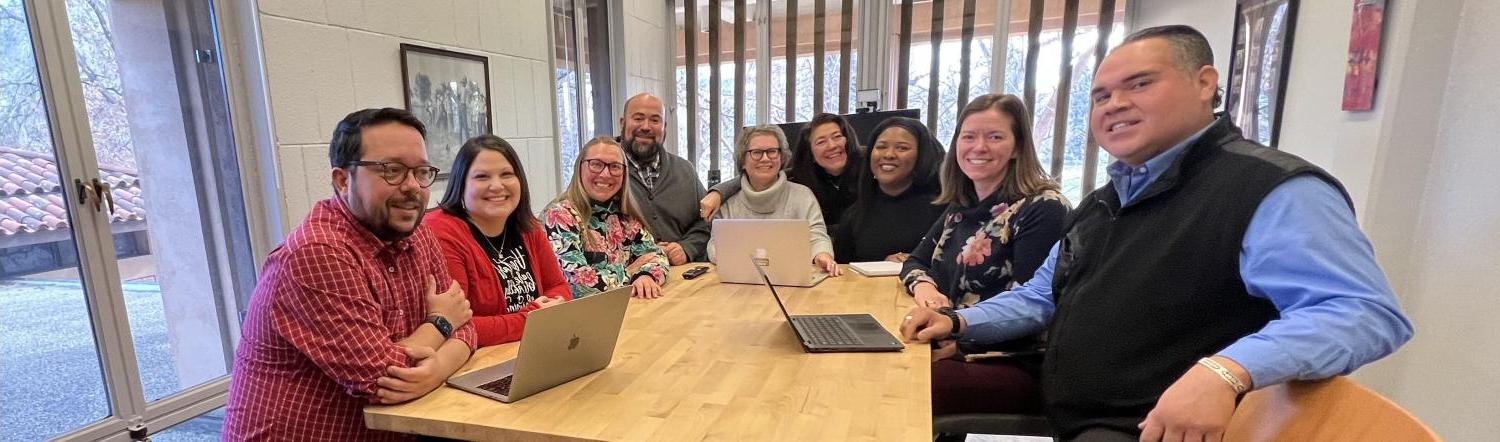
[[832, 185, 945, 263]]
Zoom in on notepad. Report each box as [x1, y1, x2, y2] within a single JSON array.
[[849, 261, 902, 277]]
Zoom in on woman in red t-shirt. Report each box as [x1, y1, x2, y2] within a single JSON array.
[[427, 135, 571, 346]]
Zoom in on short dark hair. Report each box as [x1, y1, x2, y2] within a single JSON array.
[[1122, 25, 1223, 108], [437, 134, 540, 233], [329, 108, 427, 168]]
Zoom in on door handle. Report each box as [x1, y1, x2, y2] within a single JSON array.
[[74, 178, 100, 212], [92, 178, 116, 216]]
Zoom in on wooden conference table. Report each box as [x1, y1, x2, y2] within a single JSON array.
[[365, 264, 932, 441]]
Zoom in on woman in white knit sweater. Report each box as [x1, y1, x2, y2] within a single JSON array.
[[710, 125, 843, 276]]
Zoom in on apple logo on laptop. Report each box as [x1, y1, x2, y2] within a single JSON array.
[[568, 335, 580, 350]]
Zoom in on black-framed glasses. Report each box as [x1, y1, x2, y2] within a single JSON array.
[[746, 148, 782, 161], [583, 159, 626, 177], [348, 160, 441, 188]]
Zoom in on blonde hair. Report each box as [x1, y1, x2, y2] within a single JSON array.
[[935, 94, 1060, 207], [555, 136, 648, 251]]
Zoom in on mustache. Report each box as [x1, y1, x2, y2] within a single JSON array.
[[388, 192, 423, 208], [627, 139, 662, 158]]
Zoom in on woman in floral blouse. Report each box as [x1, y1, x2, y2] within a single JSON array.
[[899, 94, 1069, 418], [543, 136, 670, 299]]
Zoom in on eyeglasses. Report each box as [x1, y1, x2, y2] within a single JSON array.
[[348, 160, 441, 188], [583, 159, 626, 176], [746, 148, 782, 161]]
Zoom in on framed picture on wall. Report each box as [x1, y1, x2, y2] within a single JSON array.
[[400, 43, 492, 176], [1342, 0, 1387, 111], [1225, 0, 1298, 148]]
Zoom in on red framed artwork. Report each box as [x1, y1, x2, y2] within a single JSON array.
[[1342, 0, 1386, 111]]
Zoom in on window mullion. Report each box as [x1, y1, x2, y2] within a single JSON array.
[[24, 0, 150, 435], [755, 0, 771, 124], [1023, 0, 1043, 114], [1082, 0, 1119, 195], [1050, 0, 1080, 180], [925, 0, 944, 131], [991, 0, 1012, 95]]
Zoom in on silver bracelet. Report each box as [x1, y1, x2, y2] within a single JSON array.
[[1197, 357, 1249, 395]]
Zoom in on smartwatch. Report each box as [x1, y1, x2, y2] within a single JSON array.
[[425, 315, 454, 339], [936, 306, 964, 339]]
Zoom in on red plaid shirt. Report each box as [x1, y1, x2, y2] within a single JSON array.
[[224, 198, 476, 441]]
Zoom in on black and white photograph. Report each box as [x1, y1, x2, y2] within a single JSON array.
[[400, 43, 492, 174]]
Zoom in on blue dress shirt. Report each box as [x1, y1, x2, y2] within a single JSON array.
[[956, 120, 1414, 388]]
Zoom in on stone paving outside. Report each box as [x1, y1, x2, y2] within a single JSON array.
[[0, 279, 222, 441]]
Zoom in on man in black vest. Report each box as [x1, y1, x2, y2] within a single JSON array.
[[901, 25, 1412, 442]]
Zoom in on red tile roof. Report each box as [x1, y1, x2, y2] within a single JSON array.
[[0, 147, 146, 237]]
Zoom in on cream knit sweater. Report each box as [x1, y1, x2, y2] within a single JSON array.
[[708, 171, 834, 262]]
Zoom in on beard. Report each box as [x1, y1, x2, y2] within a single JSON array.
[[625, 134, 662, 163], [346, 188, 427, 242]]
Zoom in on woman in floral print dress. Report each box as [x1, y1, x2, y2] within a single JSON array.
[[899, 94, 1070, 419], [543, 137, 670, 299]]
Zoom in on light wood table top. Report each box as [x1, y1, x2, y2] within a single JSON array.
[[365, 264, 931, 441]]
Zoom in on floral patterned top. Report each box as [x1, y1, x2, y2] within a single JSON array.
[[542, 199, 670, 298], [901, 189, 1069, 307]]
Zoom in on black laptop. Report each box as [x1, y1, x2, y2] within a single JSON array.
[[752, 258, 904, 353]]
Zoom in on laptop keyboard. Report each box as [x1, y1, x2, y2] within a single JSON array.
[[477, 375, 514, 397], [795, 316, 862, 346]]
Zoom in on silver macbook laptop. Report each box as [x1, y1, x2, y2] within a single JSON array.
[[447, 287, 630, 403], [712, 218, 829, 287], [753, 259, 904, 353]]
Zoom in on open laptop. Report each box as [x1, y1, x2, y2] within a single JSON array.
[[752, 259, 904, 353], [713, 218, 829, 287], [447, 287, 630, 403]]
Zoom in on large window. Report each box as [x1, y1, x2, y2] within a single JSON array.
[[674, 0, 860, 186], [553, 0, 617, 186], [1, 0, 253, 439], [670, 0, 1129, 201], [889, 0, 1128, 199]]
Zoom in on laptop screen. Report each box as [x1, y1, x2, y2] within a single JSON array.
[[751, 256, 796, 324]]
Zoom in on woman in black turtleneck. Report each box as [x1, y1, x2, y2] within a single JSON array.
[[831, 117, 945, 263]]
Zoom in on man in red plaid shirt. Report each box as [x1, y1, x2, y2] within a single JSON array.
[[224, 108, 476, 440]]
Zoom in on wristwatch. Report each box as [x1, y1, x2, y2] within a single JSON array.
[[936, 306, 964, 339], [425, 315, 453, 339]]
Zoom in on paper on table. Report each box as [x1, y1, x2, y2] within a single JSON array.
[[849, 261, 902, 277]]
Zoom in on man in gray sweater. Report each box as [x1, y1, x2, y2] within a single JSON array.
[[619, 93, 711, 264]]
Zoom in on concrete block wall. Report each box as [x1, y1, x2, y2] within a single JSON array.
[[622, 0, 670, 98], [255, 0, 560, 228]]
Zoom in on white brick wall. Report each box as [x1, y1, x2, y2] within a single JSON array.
[[256, 0, 559, 229], [623, 0, 670, 97]]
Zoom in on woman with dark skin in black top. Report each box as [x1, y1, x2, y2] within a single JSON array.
[[832, 117, 946, 263]]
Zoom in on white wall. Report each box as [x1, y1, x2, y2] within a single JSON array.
[[1378, 1, 1500, 439], [1133, 0, 1500, 438], [622, 0, 671, 98], [1129, 0, 1236, 87], [251, 0, 560, 229]]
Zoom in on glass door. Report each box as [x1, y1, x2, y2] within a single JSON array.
[[0, 2, 115, 440], [3, 0, 253, 439]]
